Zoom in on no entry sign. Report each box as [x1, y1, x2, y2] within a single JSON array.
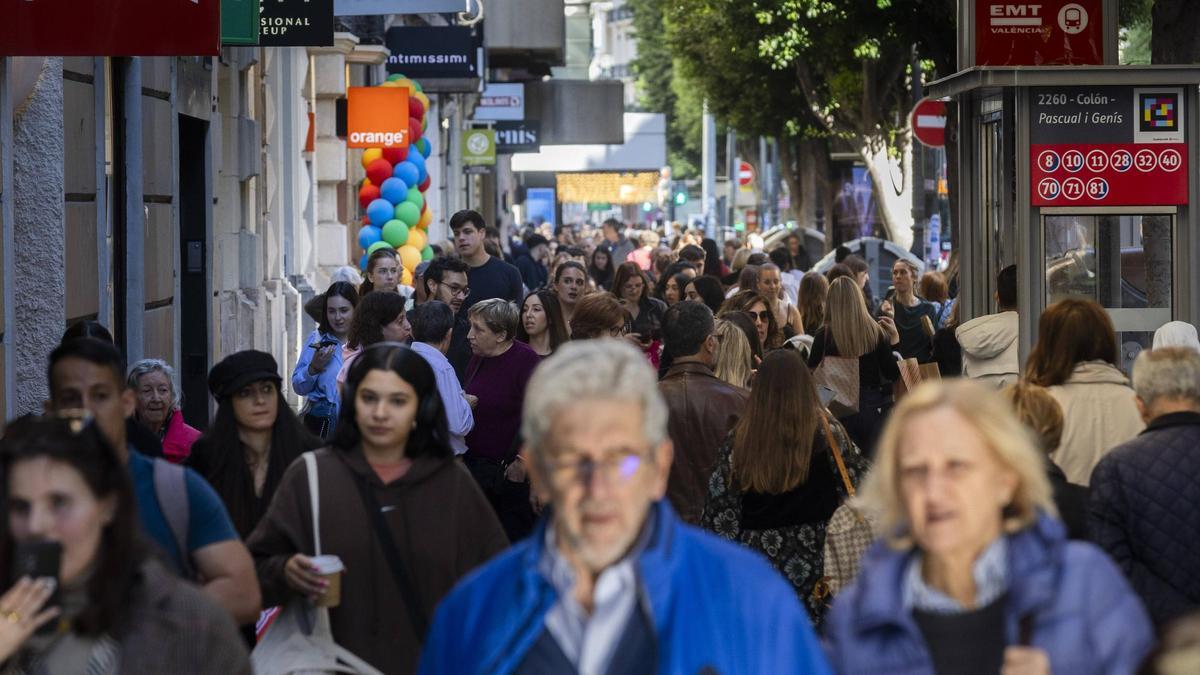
[[911, 99, 947, 148], [1030, 86, 1188, 207], [738, 162, 755, 187]]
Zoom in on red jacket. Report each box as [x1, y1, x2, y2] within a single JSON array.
[[162, 410, 201, 464]]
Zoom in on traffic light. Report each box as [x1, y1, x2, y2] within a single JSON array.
[[674, 190, 687, 206]]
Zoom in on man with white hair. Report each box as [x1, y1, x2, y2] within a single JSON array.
[[1089, 346, 1200, 627], [419, 340, 830, 674]]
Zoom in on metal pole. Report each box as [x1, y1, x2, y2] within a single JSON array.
[[725, 128, 736, 236], [910, 47, 926, 260], [701, 100, 717, 240]]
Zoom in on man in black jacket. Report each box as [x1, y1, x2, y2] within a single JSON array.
[[1089, 346, 1200, 627]]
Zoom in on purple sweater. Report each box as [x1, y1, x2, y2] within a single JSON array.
[[463, 341, 541, 462]]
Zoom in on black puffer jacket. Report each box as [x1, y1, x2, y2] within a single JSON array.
[[1088, 411, 1200, 626]]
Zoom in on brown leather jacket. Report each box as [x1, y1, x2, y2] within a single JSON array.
[[658, 361, 749, 524]]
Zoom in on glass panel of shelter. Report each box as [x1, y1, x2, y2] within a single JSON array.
[[1044, 214, 1174, 373]]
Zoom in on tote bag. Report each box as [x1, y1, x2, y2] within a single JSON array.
[[251, 453, 384, 675]]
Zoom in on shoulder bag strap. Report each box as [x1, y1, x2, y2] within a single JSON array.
[[304, 452, 321, 555], [344, 462, 429, 643], [153, 459, 194, 578], [819, 413, 855, 498]]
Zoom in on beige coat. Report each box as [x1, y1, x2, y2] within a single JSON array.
[[1048, 361, 1144, 485]]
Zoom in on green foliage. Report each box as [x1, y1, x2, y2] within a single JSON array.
[[628, 0, 701, 177]]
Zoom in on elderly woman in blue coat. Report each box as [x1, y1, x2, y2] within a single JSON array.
[[824, 379, 1153, 675]]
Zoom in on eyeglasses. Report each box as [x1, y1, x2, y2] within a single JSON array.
[[441, 283, 471, 299], [608, 322, 631, 337], [746, 310, 771, 323], [544, 448, 647, 485]]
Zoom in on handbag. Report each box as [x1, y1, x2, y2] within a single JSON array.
[[893, 358, 941, 401], [813, 328, 860, 417], [812, 414, 879, 603], [251, 452, 384, 675]]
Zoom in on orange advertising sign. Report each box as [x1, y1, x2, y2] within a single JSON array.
[[346, 87, 410, 149]]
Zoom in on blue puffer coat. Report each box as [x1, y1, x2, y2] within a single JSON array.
[[418, 500, 832, 675], [823, 513, 1153, 675], [1089, 411, 1200, 626]]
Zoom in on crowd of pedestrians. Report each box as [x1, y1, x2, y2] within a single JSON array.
[[0, 211, 1197, 673]]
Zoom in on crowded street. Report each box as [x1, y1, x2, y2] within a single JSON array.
[[1, 0, 1199, 674]]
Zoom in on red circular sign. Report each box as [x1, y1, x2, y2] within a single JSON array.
[[911, 98, 947, 148], [737, 161, 755, 187]]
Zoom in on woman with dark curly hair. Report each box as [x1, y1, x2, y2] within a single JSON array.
[[336, 290, 409, 388], [720, 289, 784, 350]]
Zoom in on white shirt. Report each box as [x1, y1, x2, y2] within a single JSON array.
[[539, 518, 653, 675], [411, 341, 474, 455]]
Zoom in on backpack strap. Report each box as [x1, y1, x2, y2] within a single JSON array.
[[152, 459, 194, 578], [303, 452, 321, 555]]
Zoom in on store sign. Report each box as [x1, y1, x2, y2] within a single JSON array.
[[386, 26, 481, 79], [0, 0, 220, 56], [475, 83, 525, 121], [462, 129, 497, 166], [346, 87, 410, 149], [495, 120, 541, 154], [1030, 86, 1187, 207], [259, 0, 334, 47], [975, 0, 1103, 66], [223, 0, 260, 45]]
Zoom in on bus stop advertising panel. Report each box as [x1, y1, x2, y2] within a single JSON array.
[[1031, 86, 1188, 207]]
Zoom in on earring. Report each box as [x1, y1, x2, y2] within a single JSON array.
[[412, 420, 418, 430]]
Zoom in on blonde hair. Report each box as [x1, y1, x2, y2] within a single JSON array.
[[731, 248, 753, 274], [826, 276, 884, 357], [1003, 382, 1063, 454], [861, 379, 1056, 549], [713, 319, 752, 389]]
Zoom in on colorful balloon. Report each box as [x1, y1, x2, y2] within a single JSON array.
[[401, 268, 413, 286], [387, 73, 406, 82], [381, 219, 410, 247], [409, 97, 425, 120], [406, 227, 427, 252], [413, 80, 423, 93], [394, 201, 421, 227], [408, 151, 428, 184], [358, 183, 381, 210], [417, 208, 433, 229], [416, 137, 432, 160], [414, 91, 430, 111], [360, 148, 383, 169], [380, 177, 409, 205], [367, 241, 395, 255], [405, 187, 424, 212], [367, 198, 395, 227], [419, 175, 432, 192], [409, 117, 422, 143], [358, 225, 383, 250], [397, 244, 422, 271], [360, 252, 369, 270], [366, 158, 393, 186], [393, 161, 420, 188], [382, 146, 408, 165], [421, 245, 434, 261], [379, 80, 402, 88]]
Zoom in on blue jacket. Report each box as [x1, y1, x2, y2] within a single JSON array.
[[419, 501, 832, 675], [1089, 411, 1200, 626], [291, 329, 344, 422], [823, 514, 1153, 675]]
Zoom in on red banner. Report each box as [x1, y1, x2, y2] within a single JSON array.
[[975, 0, 1104, 66], [0, 0, 220, 56], [1030, 143, 1188, 206]]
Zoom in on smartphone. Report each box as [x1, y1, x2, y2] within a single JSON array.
[[11, 540, 61, 632], [817, 384, 838, 408], [308, 337, 338, 350]]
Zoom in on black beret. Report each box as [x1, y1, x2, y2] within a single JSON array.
[[208, 350, 282, 400]]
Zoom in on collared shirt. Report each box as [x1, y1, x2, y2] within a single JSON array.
[[411, 341, 474, 455], [539, 512, 655, 675], [903, 537, 1009, 614], [292, 329, 344, 422]]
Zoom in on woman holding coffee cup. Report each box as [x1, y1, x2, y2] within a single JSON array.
[[248, 343, 507, 675]]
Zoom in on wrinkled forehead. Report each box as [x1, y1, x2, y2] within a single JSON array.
[[542, 398, 647, 455]]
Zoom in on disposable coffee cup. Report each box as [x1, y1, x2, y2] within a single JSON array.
[[311, 555, 344, 608]]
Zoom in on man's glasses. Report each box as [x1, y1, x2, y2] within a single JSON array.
[[442, 284, 471, 299], [545, 449, 646, 485]]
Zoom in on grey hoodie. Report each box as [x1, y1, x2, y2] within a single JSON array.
[[955, 311, 1019, 387]]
